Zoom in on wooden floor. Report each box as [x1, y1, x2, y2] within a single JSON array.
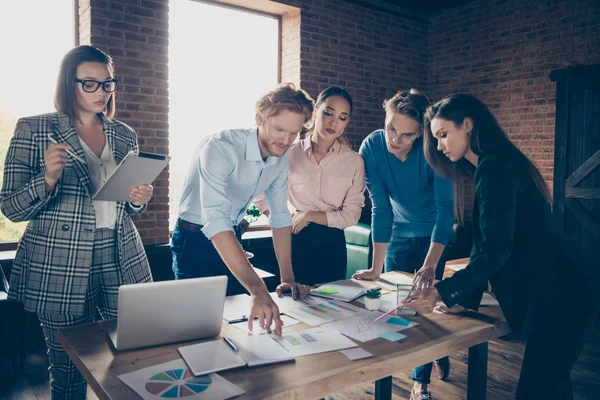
[[2, 318, 599, 400]]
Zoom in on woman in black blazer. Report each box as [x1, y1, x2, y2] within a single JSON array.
[[403, 94, 598, 400]]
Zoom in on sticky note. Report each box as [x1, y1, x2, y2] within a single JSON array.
[[340, 347, 374, 360], [386, 316, 411, 326], [379, 331, 408, 342], [317, 287, 339, 295]]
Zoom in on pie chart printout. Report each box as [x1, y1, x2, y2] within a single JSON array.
[[145, 368, 212, 398]]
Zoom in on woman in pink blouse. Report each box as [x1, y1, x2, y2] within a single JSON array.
[[257, 86, 365, 285]]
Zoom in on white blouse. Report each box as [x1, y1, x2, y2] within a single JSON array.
[[79, 136, 118, 229]]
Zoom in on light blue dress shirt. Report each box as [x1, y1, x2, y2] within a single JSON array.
[[178, 127, 292, 239]]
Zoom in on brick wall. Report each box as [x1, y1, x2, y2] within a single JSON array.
[[427, 0, 600, 218], [76, 0, 599, 242], [79, 0, 170, 244], [278, 0, 430, 150]]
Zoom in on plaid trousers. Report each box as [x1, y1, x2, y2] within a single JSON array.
[[37, 228, 123, 400]]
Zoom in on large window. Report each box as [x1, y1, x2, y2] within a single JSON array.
[[169, 0, 279, 230], [0, 0, 75, 243]]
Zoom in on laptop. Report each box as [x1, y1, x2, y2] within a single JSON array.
[[108, 276, 228, 351]]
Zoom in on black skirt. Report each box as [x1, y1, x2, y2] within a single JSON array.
[[291, 223, 347, 286]]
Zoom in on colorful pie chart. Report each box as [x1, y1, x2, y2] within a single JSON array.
[[145, 368, 212, 398]]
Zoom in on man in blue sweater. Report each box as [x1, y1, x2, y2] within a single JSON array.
[[353, 90, 454, 400]]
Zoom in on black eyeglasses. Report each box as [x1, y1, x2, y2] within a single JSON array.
[[75, 79, 119, 93]]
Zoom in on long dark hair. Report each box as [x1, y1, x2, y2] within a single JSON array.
[[54, 45, 116, 121], [424, 94, 551, 222], [307, 86, 353, 146]]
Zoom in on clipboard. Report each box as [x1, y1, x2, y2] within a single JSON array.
[[92, 151, 170, 202]]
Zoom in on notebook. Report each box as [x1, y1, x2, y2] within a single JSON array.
[[310, 280, 367, 302], [178, 338, 294, 376]]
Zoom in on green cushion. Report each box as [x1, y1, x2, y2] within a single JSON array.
[[344, 222, 371, 247], [346, 244, 370, 279]]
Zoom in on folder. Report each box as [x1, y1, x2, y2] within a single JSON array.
[[92, 151, 170, 202], [178, 338, 294, 377]]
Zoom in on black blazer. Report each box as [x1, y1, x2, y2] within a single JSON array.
[[435, 154, 595, 334]]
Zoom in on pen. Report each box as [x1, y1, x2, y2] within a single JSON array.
[[222, 336, 238, 353], [47, 134, 86, 163]]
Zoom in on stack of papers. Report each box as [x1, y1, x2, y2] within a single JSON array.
[[222, 294, 253, 323], [310, 280, 367, 302]]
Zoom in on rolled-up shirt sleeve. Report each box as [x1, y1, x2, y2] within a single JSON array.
[[199, 140, 236, 239], [263, 159, 292, 228], [326, 157, 366, 229]]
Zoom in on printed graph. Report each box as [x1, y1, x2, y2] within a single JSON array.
[[145, 368, 212, 398], [272, 331, 319, 351]]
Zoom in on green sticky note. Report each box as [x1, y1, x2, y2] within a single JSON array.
[[317, 287, 339, 295], [386, 316, 411, 326], [379, 331, 408, 342]]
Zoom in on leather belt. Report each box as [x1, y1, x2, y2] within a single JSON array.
[[176, 218, 204, 233]]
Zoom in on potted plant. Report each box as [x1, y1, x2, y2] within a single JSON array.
[[364, 288, 381, 311]]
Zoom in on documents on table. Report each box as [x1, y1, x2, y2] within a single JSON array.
[[322, 311, 419, 342], [118, 359, 245, 400], [92, 151, 170, 202], [230, 314, 301, 335], [340, 347, 374, 360], [480, 292, 499, 306], [222, 294, 253, 323], [179, 337, 293, 377], [233, 326, 358, 360], [310, 280, 367, 302], [273, 294, 368, 326], [378, 272, 414, 287]]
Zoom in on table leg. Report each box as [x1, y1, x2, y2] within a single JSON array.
[[374, 376, 392, 400], [467, 341, 488, 400]]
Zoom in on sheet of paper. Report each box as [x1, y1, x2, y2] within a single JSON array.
[[340, 347, 374, 360], [310, 280, 366, 302], [232, 327, 358, 362], [118, 359, 245, 400], [378, 273, 414, 286], [283, 295, 368, 326], [230, 314, 300, 335], [322, 311, 419, 342], [480, 292, 499, 306], [178, 340, 246, 376], [222, 294, 252, 323], [253, 267, 275, 278], [379, 331, 408, 342], [374, 279, 398, 291]]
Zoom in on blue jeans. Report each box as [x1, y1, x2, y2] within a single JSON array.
[[171, 222, 247, 296], [386, 236, 448, 384]]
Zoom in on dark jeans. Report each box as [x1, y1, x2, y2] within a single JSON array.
[[291, 223, 347, 286], [170, 221, 247, 296], [385, 236, 448, 384]]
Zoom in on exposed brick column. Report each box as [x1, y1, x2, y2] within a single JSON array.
[[78, 0, 170, 244]]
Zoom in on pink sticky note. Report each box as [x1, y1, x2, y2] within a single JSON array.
[[340, 347, 374, 360]]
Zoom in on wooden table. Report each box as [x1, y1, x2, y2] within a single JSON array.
[[58, 269, 509, 400]]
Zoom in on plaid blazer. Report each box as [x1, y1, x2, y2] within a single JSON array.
[[0, 112, 152, 315]]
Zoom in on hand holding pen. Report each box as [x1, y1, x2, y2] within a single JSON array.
[[43, 138, 70, 191]]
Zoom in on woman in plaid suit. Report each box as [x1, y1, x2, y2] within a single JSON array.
[[0, 46, 153, 399]]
